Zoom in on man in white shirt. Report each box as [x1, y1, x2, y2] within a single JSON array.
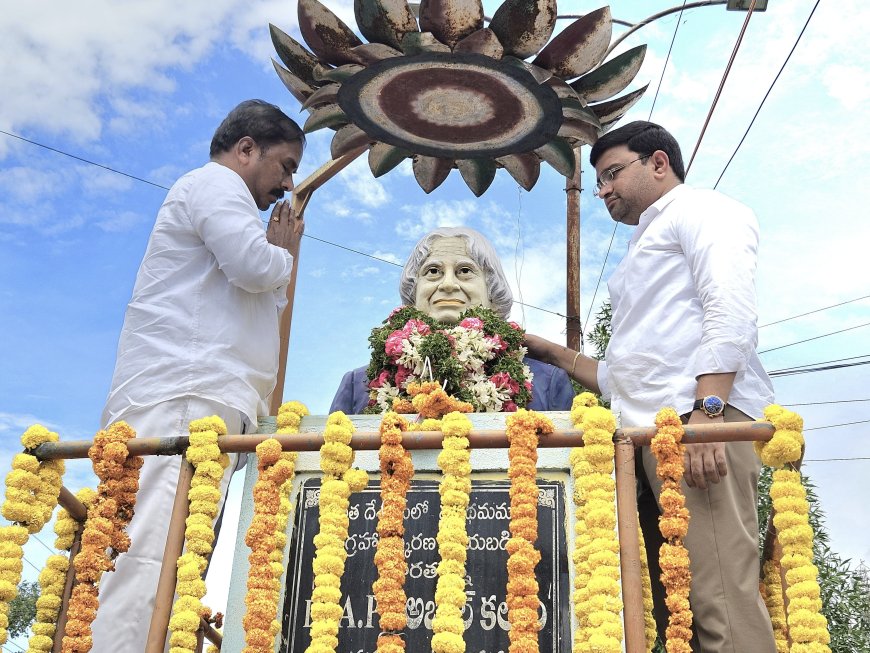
[[91, 99, 305, 651], [527, 121, 776, 652]]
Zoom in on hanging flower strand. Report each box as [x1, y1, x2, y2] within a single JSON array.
[[431, 411, 472, 653], [505, 409, 554, 653], [651, 408, 692, 653], [761, 551, 789, 653], [63, 421, 143, 653], [0, 425, 65, 647], [374, 412, 413, 653], [758, 405, 831, 653], [27, 554, 70, 652], [167, 416, 230, 653], [305, 412, 369, 653]]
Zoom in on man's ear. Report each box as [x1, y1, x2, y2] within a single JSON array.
[[651, 150, 670, 179], [236, 136, 257, 163]]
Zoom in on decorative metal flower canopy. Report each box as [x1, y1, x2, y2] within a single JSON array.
[[271, 0, 648, 195]]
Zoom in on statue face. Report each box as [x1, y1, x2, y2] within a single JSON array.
[[414, 236, 491, 323]]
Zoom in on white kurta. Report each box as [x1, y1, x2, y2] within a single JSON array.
[[91, 162, 293, 652], [597, 183, 774, 427], [102, 161, 293, 431]]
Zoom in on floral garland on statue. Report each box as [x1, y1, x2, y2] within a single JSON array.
[[651, 408, 692, 653], [241, 401, 306, 652], [0, 425, 65, 647], [373, 412, 413, 653], [27, 554, 69, 652], [757, 405, 831, 653], [168, 416, 230, 653], [577, 403, 623, 653], [431, 411, 472, 653], [504, 409, 554, 653], [305, 412, 369, 653], [63, 421, 143, 653], [365, 306, 533, 413], [406, 381, 472, 418], [761, 551, 789, 653]]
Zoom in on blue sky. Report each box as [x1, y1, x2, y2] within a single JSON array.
[[1, 0, 869, 640]]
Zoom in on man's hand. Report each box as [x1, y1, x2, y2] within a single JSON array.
[[683, 411, 727, 489], [524, 333, 558, 365], [266, 200, 304, 257]]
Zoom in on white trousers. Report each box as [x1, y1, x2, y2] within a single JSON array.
[[90, 396, 244, 653]]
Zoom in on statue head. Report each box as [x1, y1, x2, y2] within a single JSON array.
[[399, 226, 513, 323]]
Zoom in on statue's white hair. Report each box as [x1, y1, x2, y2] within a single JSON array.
[[399, 226, 513, 318]]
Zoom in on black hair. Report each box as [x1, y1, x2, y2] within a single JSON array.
[[589, 120, 686, 182], [209, 99, 305, 157]]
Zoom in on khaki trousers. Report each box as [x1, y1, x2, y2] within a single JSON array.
[[636, 406, 776, 652]]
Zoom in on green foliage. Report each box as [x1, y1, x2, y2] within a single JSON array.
[[8, 580, 39, 639], [757, 466, 870, 652], [587, 300, 612, 360]]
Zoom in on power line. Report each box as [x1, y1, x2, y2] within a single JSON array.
[[783, 398, 870, 407], [714, 0, 822, 188], [804, 419, 870, 432], [804, 457, 870, 463], [31, 533, 56, 556], [771, 354, 870, 373], [759, 322, 870, 355], [759, 294, 869, 328]]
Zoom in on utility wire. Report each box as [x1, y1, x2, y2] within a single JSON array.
[[759, 322, 870, 355], [714, 0, 822, 188], [804, 419, 870, 432], [770, 359, 870, 378], [771, 354, 870, 373], [804, 457, 870, 463], [759, 294, 869, 328], [783, 398, 870, 407], [31, 533, 56, 556]]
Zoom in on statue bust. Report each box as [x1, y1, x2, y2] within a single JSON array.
[[329, 226, 574, 414]]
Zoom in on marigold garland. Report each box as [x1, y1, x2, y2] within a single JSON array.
[[305, 412, 369, 653], [431, 411, 472, 653], [404, 381, 472, 418], [1, 424, 65, 646], [761, 552, 789, 653], [167, 416, 229, 653], [504, 409, 553, 653], [760, 405, 831, 653], [63, 421, 143, 653], [651, 408, 692, 653], [374, 412, 414, 652], [26, 554, 69, 652], [54, 488, 96, 551]]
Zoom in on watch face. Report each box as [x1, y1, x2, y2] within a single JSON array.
[[703, 395, 724, 416]]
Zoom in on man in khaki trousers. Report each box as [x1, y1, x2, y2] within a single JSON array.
[[526, 121, 776, 652]]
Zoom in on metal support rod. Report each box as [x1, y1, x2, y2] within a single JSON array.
[[52, 526, 82, 653], [565, 147, 582, 352], [201, 617, 223, 647], [33, 421, 776, 460], [58, 485, 88, 522], [614, 438, 646, 652], [145, 459, 195, 653]]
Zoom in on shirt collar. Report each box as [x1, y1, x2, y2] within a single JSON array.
[[631, 183, 689, 243]]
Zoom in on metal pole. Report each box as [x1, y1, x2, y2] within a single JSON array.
[[144, 459, 194, 653], [614, 437, 646, 652], [52, 526, 83, 653], [58, 486, 88, 522], [566, 147, 582, 352]]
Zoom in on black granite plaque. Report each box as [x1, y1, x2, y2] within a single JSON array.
[[279, 478, 569, 653]]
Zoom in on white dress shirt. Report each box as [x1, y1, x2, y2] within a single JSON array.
[[597, 184, 774, 427], [102, 162, 293, 429]]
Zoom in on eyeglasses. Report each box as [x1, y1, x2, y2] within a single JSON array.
[[593, 155, 651, 196]]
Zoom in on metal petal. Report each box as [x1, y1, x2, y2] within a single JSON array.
[[272, 60, 315, 105], [331, 124, 373, 159], [571, 44, 647, 103], [590, 84, 649, 128], [488, 0, 557, 58], [401, 31, 452, 54], [270, 24, 322, 86], [502, 56, 552, 84], [369, 142, 411, 177], [495, 153, 540, 191], [298, 0, 364, 66], [535, 138, 576, 177], [457, 158, 496, 196], [454, 28, 504, 59], [557, 119, 598, 146], [315, 63, 365, 83], [355, 0, 419, 50], [419, 0, 484, 48], [301, 83, 340, 110], [562, 104, 601, 130], [547, 77, 584, 104], [350, 42, 404, 65], [532, 6, 611, 79], [303, 104, 349, 133], [413, 155, 454, 193]]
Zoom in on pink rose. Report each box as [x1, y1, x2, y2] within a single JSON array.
[[503, 400, 518, 412], [394, 365, 412, 387], [524, 380, 532, 391], [369, 370, 390, 389], [491, 372, 519, 395], [404, 319, 431, 336], [459, 317, 484, 331], [385, 330, 405, 359], [388, 306, 406, 319], [508, 321, 522, 331], [486, 334, 507, 352]]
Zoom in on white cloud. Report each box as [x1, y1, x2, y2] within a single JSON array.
[[395, 199, 477, 240], [339, 157, 390, 208], [96, 210, 145, 233]]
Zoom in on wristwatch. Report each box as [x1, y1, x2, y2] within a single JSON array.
[[692, 395, 725, 418]]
